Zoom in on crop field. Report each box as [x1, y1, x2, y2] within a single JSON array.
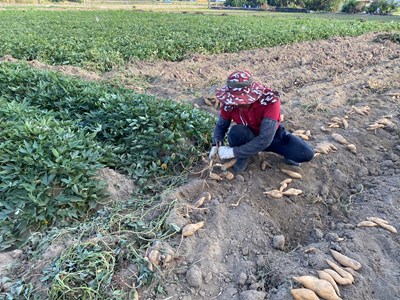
[[0, 10, 399, 71], [0, 6, 400, 300]]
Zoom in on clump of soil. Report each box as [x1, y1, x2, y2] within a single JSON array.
[[1, 32, 399, 299]]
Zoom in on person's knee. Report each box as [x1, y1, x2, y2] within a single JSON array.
[[228, 125, 253, 146], [302, 146, 314, 162]]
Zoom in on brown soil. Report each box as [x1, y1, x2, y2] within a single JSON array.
[[1, 32, 399, 300]]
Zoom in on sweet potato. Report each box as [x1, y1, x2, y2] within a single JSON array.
[[317, 270, 341, 296], [292, 276, 342, 300], [357, 220, 378, 227], [366, 216, 389, 224], [147, 249, 161, 266], [280, 178, 293, 185], [346, 144, 357, 154], [209, 172, 223, 181], [367, 217, 397, 233], [325, 259, 354, 283], [222, 159, 237, 171], [182, 221, 204, 237], [279, 182, 288, 192], [342, 118, 349, 129], [263, 190, 283, 199], [225, 171, 235, 180], [331, 133, 348, 145], [290, 288, 320, 300], [193, 196, 206, 208], [282, 188, 303, 196], [330, 250, 362, 271], [281, 169, 302, 179], [261, 160, 272, 170], [323, 269, 352, 286]]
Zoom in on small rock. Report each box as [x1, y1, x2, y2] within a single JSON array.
[[247, 274, 257, 284], [272, 235, 285, 250], [242, 246, 250, 256], [249, 282, 261, 290], [313, 228, 324, 239], [204, 272, 213, 284], [238, 272, 247, 285], [239, 290, 266, 300], [326, 232, 339, 242], [236, 175, 245, 182], [330, 242, 342, 252], [186, 265, 202, 288]]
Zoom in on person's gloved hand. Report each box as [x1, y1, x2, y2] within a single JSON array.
[[209, 146, 217, 160], [218, 146, 235, 159]]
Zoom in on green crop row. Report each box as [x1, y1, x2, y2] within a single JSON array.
[[0, 62, 214, 248], [0, 10, 399, 71]]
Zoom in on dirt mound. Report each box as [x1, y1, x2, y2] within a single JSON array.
[[1, 32, 399, 299], [133, 32, 399, 300]]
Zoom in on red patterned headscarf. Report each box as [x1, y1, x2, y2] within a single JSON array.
[[215, 70, 265, 106]]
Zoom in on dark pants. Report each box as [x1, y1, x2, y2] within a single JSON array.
[[228, 124, 314, 163]]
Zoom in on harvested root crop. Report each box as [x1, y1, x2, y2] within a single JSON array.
[[222, 159, 237, 171], [182, 221, 204, 237], [225, 171, 235, 180], [292, 276, 342, 300], [193, 196, 206, 208], [357, 220, 378, 227], [281, 169, 302, 179], [147, 249, 161, 266], [331, 133, 348, 145], [293, 129, 312, 140], [317, 270, 341, 296], [323, 269, 353, 286], [350, 105, 370, 116], [330, 249, 362, 271], [315, 142, 338, 154], [327, 117, 349, 129], [263, 190, 283, 199], [282, 188, 303, 196], [261, 160, 272, 170], [325, 259, 354, 283], [367, 217, 397, 233], [346, 144, 357, 154], [209, 172, 223, 181], [291, 288, 320, 300], [367, 123, 386, 131]]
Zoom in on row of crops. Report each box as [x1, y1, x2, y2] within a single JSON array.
[[0, 10, 399, 71], [0, 62, 214, 249]]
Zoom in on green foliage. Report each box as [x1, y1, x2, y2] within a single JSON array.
[[46, 242, 115, 300], [0, 99, 107, 249], [0, 11, 399, 71], [225, 0, 264, 7], [341, 0, 361, 13], [0, 62, 214, 189], [367, 0, 397, 14], [303, 0, 341, 11]]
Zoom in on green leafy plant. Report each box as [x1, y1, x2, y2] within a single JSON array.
[[0, 11, 399, 71], [0, 63, 215, 190], [0, 100, 107, 249]]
